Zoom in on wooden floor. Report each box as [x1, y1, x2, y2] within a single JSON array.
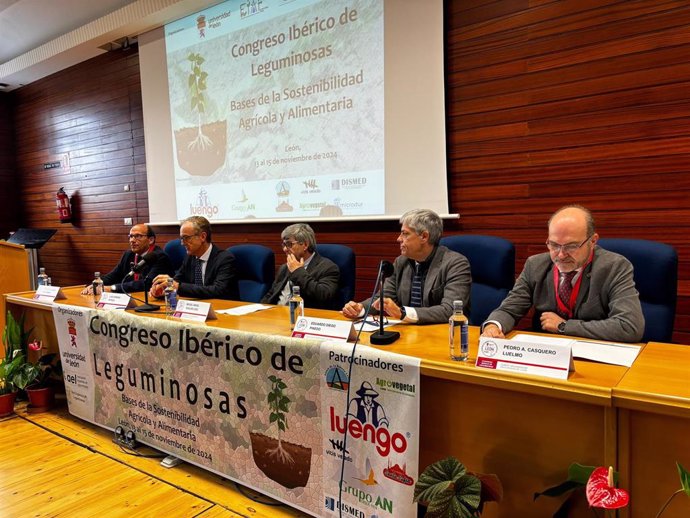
[[0, 399, 310, 518]]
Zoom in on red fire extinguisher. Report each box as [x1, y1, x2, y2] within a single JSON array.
[[56, 187, 72, 223]]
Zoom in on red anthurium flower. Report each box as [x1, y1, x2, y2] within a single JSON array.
[[28, 339, 43, 352], [586, 466, 629, 509]]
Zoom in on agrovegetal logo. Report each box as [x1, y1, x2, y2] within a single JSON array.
[[189, 189, 219, 218]]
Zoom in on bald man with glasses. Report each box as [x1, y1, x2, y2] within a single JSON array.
[[482, 205, 644, 342], [81, 223, 173, 295], [261, 223, 339, 309]]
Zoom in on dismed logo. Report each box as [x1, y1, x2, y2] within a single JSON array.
[[324, 496, 365, 518], [189, 188, 219, 218], [325, 365, 349, 391]]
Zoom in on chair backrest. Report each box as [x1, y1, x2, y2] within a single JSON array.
[[164, 239, 187, 273], [228, 244, 275, 303], [597, 238, 677, 343], [439, 234, 516, 325], [315, 244, 356, 309]]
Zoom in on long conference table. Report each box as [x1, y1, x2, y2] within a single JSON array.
[[5, 287, 690, 518]]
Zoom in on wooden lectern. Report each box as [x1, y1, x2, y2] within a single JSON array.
[[0, 241, 32, 346]]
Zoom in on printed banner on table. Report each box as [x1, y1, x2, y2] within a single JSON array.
[[52, 305, 420, 518]]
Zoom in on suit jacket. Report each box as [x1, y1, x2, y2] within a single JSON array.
[[364, 245, 471, 324], [174, 244, 239, 300], [485, 246, 644, 342], [261, 253, 340, 310], [100, 245, 174, 293]]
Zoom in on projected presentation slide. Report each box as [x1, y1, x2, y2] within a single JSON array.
[[165, 0, 384, 220]]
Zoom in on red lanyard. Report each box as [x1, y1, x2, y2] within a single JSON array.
[[552, 249, 594, 319]]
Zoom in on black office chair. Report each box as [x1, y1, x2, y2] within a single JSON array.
[[439, 234, 516, 325], [164, 239, 186, 273], [597, 238, 677, 343], [227, 244, 275, 303], [315, 244, 356, 309]]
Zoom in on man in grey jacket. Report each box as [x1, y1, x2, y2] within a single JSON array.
[[342, 209, 471, 324], [482, 205, 644, 342]]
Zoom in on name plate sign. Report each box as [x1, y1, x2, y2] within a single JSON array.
[[291, 316, 355, 342], [476, 337, 574, 380], [96, 292, 135, 310], [32, 285, 67, 303], [173, 299, 217, 322]]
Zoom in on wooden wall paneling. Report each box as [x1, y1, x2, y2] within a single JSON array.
[[6, 1, 690, 342]]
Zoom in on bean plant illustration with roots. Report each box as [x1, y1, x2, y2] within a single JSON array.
[[187, 52, 212, 151], [267, 375, 293, 464]]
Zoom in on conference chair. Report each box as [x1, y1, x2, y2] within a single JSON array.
[[315, 244, 356, 309], [164, 239, 186, 273], [228, 244, 275, 303], [439, 234, 516, 326], [597, 238, 678, 343]]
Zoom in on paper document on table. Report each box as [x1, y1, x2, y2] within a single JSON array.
[[512, 334, 642, 367], [354, 318, 401, 333], [216, 304, 273, 316]]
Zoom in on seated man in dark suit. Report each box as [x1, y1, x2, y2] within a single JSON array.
[[342, 209, 471, 324], [150, 216, 239, 300], [80, 223, 173, 295], [261, 223, 340, 309], [481, 205, 644, 342]]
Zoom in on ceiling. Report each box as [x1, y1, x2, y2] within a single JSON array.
[[0, 0, 219, 91]]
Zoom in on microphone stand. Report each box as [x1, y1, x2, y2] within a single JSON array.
[[369, 270, 400, 346], [134, 273, 160, 313]]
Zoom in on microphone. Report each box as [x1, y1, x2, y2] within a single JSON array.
[[369, 260, 400, 345], [121, 250, 162, 313], [127, 250, 162, 277]]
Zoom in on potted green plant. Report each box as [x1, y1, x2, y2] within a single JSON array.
[[0, 311, 30, 416], [13, 339, 59, 412], [414, 457, 503, 517]]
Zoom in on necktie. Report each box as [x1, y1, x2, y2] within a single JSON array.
[[557, 271, 577, 317], [194, 258, 203, 285], [133, 254, 139, 281], [410, 263, 423, 307]]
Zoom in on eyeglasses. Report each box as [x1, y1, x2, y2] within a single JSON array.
[[128, 234, 148, 240], [281, 240, 298, 249], [180, 233, 199, 243], [546, 235, 592, 254]]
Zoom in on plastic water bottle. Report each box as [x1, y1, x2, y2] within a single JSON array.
[[288, 285, 304, 330], [92, 272, 104, 301], [37, 267, 49, 287], [164, 278, 178, 316], [449, 300, 469, 361]]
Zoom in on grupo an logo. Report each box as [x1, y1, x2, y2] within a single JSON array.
[[329, 381, 408, 457], [189, 189, 219, 218]]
